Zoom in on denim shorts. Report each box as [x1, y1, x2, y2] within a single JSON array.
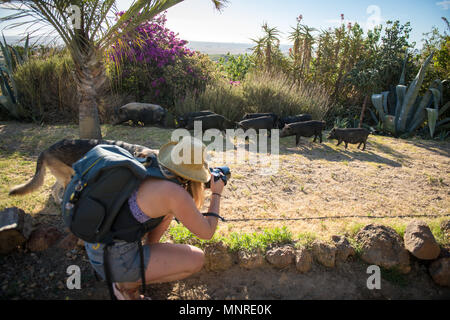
[[85, 240, 151, 283]]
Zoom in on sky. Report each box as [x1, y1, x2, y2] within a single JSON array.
[[0, 0, 449, 48]]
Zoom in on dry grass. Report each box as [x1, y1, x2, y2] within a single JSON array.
[[1, 121, 449, 245]]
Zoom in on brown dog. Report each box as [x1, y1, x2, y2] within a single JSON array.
[[9, 139, 158, 203]]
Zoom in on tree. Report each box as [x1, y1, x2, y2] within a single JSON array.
[[1, 0, 227, 139]]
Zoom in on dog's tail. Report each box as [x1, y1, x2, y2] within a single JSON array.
[[9, 152, 47, 196]]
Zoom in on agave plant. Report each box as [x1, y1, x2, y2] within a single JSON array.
[[371, 52, 449, 137], [0, 34, 30, 119]]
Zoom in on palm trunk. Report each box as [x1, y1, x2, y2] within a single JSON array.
[[75, 50, 105, 140], [359, 95, 369, 128]]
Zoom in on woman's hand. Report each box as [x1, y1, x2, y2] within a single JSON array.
[[210, 173, 225, 195]]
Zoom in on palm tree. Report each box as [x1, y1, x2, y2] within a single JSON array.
[[1, 0, 227, 139]]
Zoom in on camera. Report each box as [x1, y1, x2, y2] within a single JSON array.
[[205, 166, 231, 188]]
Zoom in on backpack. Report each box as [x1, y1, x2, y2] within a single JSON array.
[[61, 144, 180, 299]]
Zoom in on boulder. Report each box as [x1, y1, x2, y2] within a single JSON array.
[[312, 240, 336, 268], [238, 249, 265, 269], [429, 257, 450, 287], [332, 235, 356, 264], [26, 225, 63, 252], [295, 247, 313, 273], [356, 224, 410, 274], [265, 245, 295, 268], [203, 241, 233, 271], [404, 220, 440, 260], [0, 207, 33, 254]]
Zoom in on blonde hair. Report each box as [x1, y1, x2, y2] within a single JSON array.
[[159, 163, 206, 210], [187, 181, 205, 210]]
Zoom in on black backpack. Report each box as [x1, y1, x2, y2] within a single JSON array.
[[61, 144, 180, 299]]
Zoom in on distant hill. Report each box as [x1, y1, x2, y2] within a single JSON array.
[[1, 36, 291, 57], [187, 40, 291, 55]]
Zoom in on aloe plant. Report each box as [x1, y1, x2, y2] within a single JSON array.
[[0, 34, 29, 118], [371, 52, 449, 137]]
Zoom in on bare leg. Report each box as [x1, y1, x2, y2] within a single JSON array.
[[116, 243, 204, 299]]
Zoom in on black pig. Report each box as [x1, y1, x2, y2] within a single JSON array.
[[177, 110, 215, 128], [185, 114, 233, 132], [242, 113, 278, 126], [278, 114, 312, 128], [280, 120, 326, 146], [238, 116, 275, 136], [114, 103, 167, 126], [327, 128, 370, 151]]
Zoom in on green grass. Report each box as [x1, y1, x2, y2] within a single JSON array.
[[295, 231, 317, 248], [428, 219, 449, 246], [167, 224, 294, 252], [225, 226, 293, 252]]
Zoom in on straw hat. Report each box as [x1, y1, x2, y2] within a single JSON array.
[[157, 136, 211, 183]]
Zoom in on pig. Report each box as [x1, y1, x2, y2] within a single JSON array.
[[237, 116, 275, 136], [114, 103, 167, 126], [177, 110, 216, 128], [278, 114, 312, 128], [185, 114, 234, 132], [327, 128, 370, 151], [280, 120, 326, 146], [242, 113, 278, 127]]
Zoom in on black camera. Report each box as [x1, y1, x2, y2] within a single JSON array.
[[205, 166, 231, 188]]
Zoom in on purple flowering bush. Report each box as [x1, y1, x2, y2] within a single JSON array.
[[106, 12, 217, 108]]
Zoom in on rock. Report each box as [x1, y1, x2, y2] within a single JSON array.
[[0, 207, 33, 254], [203, 241, 233, 271], [295, 247, 312, 273], [27, 225, 63, 252], [356, 224, 410, 274], [265, 245, 295, 268], [404, 220, 440, 260], [238, 249, 265, 269], [312, 241, 336, 268], [429, 257, 450, 287], [332, 235, 356, 264], [58, 233, 80, 250]]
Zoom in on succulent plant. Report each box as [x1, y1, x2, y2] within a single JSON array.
[[371, 52, 449, 137], [0, 34, 29, 119]]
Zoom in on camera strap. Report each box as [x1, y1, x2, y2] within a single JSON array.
[[203, 212, 226, 222]]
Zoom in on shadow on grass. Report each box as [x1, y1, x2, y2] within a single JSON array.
[[0, 121, 78, 158], [280, 138, 403, 168], [406, 139, 450, 158]]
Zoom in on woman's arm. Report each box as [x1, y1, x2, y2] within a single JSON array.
[[169, 176, 224, 240]]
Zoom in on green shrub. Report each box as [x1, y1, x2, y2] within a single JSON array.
[[13, 51, 78, 122], [174, 79, 245, 121], [242, 71, 331, 120], [174, 71, 331, 122], [217, 53, 255, 81], [108, 51, 218, 113]]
